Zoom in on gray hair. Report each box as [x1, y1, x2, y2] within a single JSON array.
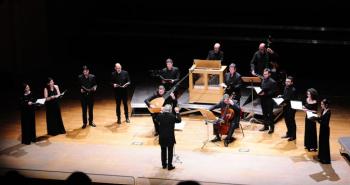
[[163, 104, 172, 113], [222, 94, 230, 100]]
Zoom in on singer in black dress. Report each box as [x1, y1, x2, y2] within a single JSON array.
[[303, 88, 318, 152], [44, 78, 66, 136], [20, 83, 37, 145], [316, 99, 331, 164]]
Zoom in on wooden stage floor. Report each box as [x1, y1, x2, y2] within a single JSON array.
[[0, 96, 350, 185]]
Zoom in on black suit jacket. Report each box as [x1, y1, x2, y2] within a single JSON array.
[[207, 50, 224, 61], [111, 70, 131, 87], [144, 93, 178, 109], [224, 72, 242, 98], [261, 77, 277, 98], [155, 112, 182, 146], [281, 85, 296, 109]]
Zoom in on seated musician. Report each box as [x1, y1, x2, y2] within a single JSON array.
[[209, 94, 241, 147], [160, 58, 180, 91], [144, 85, 178, 136]]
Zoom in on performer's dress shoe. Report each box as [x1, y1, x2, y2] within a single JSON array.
[[288, 137, 296, 141], [126, 118, 130, 123], [168, 165, 175, 170], [259, 127, 269, 131], [268, 129, 274, 134], [162, 164, 167, 169], [117, 119, 121, 124], [211, 137, 221, 142], [89, 122, 96, 127], [224, 140, 229, 147], [82, 124, 87, 129], [281, 135, 289, 139]]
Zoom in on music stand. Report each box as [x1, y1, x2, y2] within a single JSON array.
[[199, 109, 219, 149], [241, 77, 262, 126]]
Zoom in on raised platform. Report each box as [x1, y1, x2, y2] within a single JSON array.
[[131, 84, 284, 121], [339, 137, 350, 157], [130, 85, 215, 116]]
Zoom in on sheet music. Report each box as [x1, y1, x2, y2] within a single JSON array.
[[291, 100, 303, 110], [175, 121, 186, 131], [57, 90, 67, 98], [273, 97, 284, 106], [306, 111, 319, 119], [35, 98, 46, 105], [61, 90, 67, 96], [253, 86, 262, 94]]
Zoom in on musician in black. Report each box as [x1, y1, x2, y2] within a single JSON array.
[[20, 83, 37, 145], [155, 104, 181, 170], [209, 94, 241, 147], [44, 77, 66, 136], [144, 85, 177, 136], [223, 63, 243, 105], [160, 58, 180, 91], [111, 63, 131, 124], [250, 43, 278, 77], [278, 76, 297, 141], [207, 43, 224, 61], [78, 65, 97, 129], [258, 68, 277, 134], [316, 98, 331, 164]]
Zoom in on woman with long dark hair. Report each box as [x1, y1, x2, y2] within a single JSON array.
[[20, 83, 37, 145], [44, 78, 66, 136], [316, 99, 331, 164], [303, 88, 318, 152]]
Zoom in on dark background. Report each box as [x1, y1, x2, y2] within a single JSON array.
[[1, 0, 350, 110]]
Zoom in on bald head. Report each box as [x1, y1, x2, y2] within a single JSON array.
[[258, 43, 266, 53], [115, 63, 122, 73], [214, 43, 221, 53]]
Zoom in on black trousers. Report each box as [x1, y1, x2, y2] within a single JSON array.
[[213, 116, 239, 139], [81, 94, 94, 124], [151, 113, 160, 133], [115, 90, 128, 119], [161, 144, 174, 167], [284, 107, 296, 138], [261, 97, 274, 129]]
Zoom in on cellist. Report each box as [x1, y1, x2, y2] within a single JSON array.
[[209, 94, 241, 147]]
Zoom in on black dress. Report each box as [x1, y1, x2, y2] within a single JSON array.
[[304, 102, 318, 150], [318, 109, 331, 164], [20, 93, 37, 145], [45, 88, 66, 135]]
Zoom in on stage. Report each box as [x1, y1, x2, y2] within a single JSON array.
[[130, 83, 216, 116], [1, 96, 350, 185]]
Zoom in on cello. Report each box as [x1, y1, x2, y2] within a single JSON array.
[[215, 93, 236, 136]]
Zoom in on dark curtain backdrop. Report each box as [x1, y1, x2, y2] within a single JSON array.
[[1, 0, 349, 104]]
